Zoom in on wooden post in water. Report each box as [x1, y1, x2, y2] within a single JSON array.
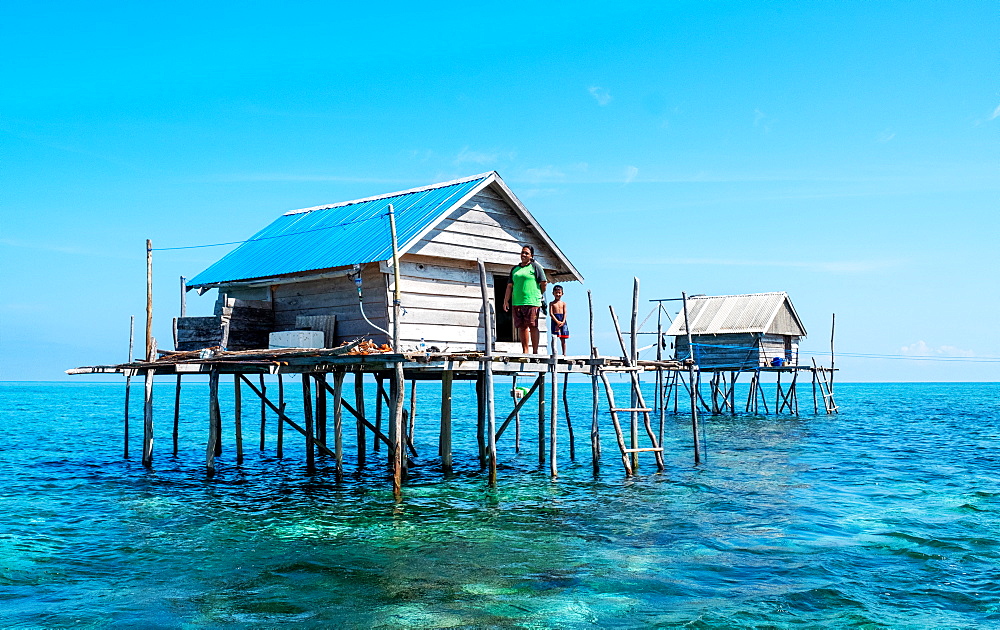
[[124, 315, 134, 459], [388, 203, 405, 500], [332, 371, 345, 480], [315, 373, 327, 447], [206, 368, 220, 475], [172, 375, 181, 456], [276, 373, 285, 458], [830, 313, 836, 395], [478, 260, 499, 485], [234, 374, 243, 464], [142, 366, 154, 467], [440, 369, 453, 473], [512, 374, 521, 453], [475, 374, 486, 469], [407, 379, 418, 456], [259, 375, 267, 451], [681, 292, 702, 465], [549, 321, 558, 478], [588, 290, 600, 473], [537, 372, 546, 467], [355, 372, 366, 466], [629, 277, 639, 472], [374, 375, 384, 453], [302, 375, 315, 473], [562, 372, 574, 460]]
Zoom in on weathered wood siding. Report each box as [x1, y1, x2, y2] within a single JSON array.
[[392, 255, 547, 353], [407, 186, 564, 274], [271, 266, 390, 346]]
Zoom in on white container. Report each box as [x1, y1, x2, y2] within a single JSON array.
[[269, 330, 325, 349]]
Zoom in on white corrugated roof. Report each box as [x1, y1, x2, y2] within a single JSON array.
[[665, 292, 806, 336]]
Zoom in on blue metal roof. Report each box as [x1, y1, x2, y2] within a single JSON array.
[[187, 174, 491, 287]]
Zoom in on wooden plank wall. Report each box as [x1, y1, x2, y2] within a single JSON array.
[[392, 256, 547, 353], [675, 333, 760, 369], [407, 186, 562, 272], [272, 266, 390, 346], [769, 300, 806, 336]]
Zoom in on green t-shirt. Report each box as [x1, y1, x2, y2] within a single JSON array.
[[511, 261, 545, 306]]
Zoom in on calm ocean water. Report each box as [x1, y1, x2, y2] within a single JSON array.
[[2, 379, 999, 628]]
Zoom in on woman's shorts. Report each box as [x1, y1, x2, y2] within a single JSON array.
[[513, 305, 540, 329]]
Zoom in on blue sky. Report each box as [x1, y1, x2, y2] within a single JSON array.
[[2, 1, 998, 381]]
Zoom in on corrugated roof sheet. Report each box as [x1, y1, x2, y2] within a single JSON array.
[[187, 174, 491, 287], [664, 292, 806, 336]]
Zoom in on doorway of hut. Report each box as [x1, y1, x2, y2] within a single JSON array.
[[492, 274, 515, 342]]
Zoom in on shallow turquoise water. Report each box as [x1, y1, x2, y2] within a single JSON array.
[[2, 380, 999, 627]]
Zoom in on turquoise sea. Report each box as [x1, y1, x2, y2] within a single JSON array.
[[2, 380, 999, 628]]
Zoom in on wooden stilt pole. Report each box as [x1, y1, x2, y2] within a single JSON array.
[[258, 375, 266, 451], [206, 368, 219, 475], [302, 375, 315, 473], [124, 315, 134, 459], [388, 203, 404, 500], [513, 374, 521, 453], [355, 372, 366, 467], [374, 375, 384, 453], [172, 375, 181, 456], [332, 371, 344, 480], [475, 373, 486, 469], [656, 304, 664, 448], [477, 260, 498, 485], [538, 372, 546, 467], [142, 367, 154, 467], [681, 292, 701, 466], [440, 370, 453, 473], [407, 379, 418, 456], [589, 290, 600, 474], [234, 374, 243, 464], [562, 372, 574, 460], [315, 373, 327, 447], [549, 324, 558, 478], [812, 368, 819, 414], [276, 372, 284, 458], [629, 277, 639, 472]]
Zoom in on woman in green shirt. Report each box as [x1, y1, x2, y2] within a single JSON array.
[[503, 245, 547, 353]]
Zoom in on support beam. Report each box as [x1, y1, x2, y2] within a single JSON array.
[[206, 368, 219, 474], [355, 372, 366, 466], [142, 368, 154, 468], [240, 375, 336, 457], [440, 370, 453, 473], [234, 374, 243, 464]]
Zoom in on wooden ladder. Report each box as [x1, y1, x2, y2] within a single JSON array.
[[598, 365, 665, 476]]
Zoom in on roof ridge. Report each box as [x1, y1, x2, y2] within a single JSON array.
[[283, 172, 496, 216], [690, 291, 787, 300]]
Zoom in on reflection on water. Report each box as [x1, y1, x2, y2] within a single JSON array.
[[1, 381, 999, 627]]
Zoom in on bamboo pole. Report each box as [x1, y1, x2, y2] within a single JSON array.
[[206, 368, 219, 474], [830, 313, 836, 395], [440, 370, 453, 473], [234, 374, 243, 464], [475, 374, 486, 469], [656, 304, 664, 448], [179, 275, 186, 317], [355, 372, 366, 466]]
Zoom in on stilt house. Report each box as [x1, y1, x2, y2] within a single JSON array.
[[666, 292, 807, 369], [179, 172, 583, 353]]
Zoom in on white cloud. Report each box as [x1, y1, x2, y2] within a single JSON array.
[[588, 86, 612, 106], [901, 341, 975, 357], [876, 129, 895, 143], [624, 165, 639, 184], [991, 103, 1000, 120], [454, 146, 507, 166], [753, 108, 773, 134]]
